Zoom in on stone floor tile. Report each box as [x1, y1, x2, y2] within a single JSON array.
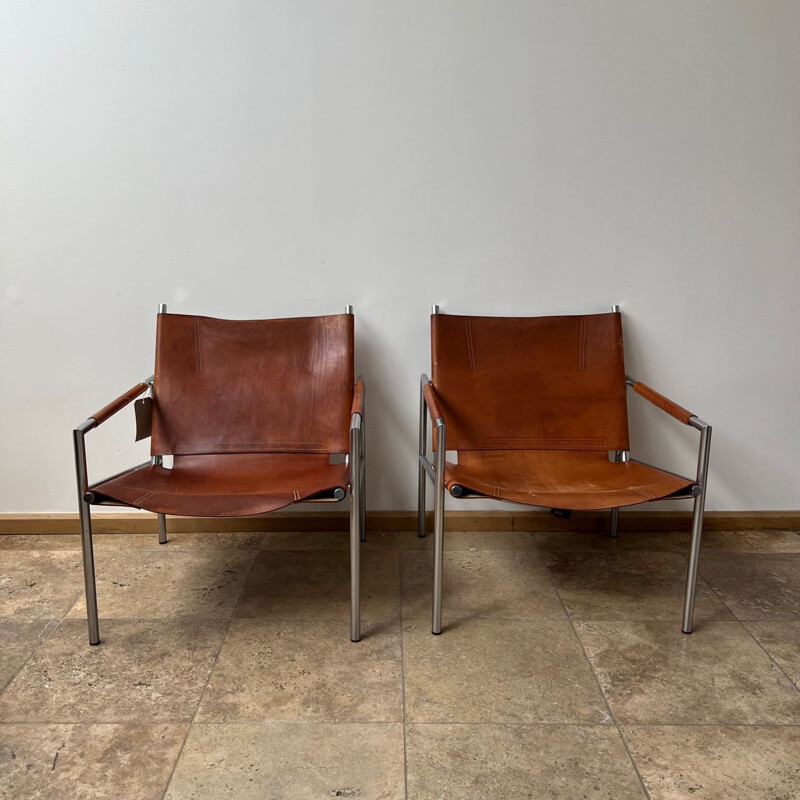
[[401, 550, 564, 621], [0, 619, 227, 723], [67, 549, 256, 619], [0, 534, 127, 550], [532, 531, 688, 566], [744, 621, 800, 689], [260, 530, 400, 549], [0, 723, 187, 800], [700, 553, 800, 620], [0, 551, 104, 619], [576, 620, 800, 725], [401, 529, 540, 551], [235, 549, 399, 622], [548, 551, 733, 621], [196, 619, 403, 723], [0, 619, 58, 691], [164, 722, 404, 800], [124, 531, 266, 550], [623, 725, 800, 799], [699, 529, 800, 553], [406, 723, 646, 799], [402, 618, 609, 724]]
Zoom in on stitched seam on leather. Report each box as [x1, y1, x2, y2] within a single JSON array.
[[465, 317, 476, 371], [193, 317, 203, 372], [578, 317, 586, 371], [179, 443, 331, 453]]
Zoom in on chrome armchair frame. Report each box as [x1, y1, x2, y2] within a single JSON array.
[[73, 304, 365, 645], [417, 304, 712, 636]]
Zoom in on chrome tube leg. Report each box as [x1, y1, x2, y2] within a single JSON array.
[[431, 421, 446, 635], [359, 461, 366, 543], [74, 426, 100, 645], [349, 424, 362, 642], [682, 421, 712, 634], [157, 514, 167, 544], [359, 419, 367, 542], [417, 386, 428, 538], [609, 448, 623, 539], [79, 501, 100, 645]]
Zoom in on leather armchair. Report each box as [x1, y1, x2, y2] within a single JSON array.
[[74, 306, 366, 645], [417, 306, 711, 636]]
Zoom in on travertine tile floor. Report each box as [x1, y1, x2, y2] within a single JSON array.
[[1, 528, 799, 799]]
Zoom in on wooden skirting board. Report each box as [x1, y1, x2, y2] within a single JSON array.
[[0, 510, 798, 535]]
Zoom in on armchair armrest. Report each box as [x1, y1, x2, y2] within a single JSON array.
[[351, 376, 365, 420], [627, 377, 694, 425], [420, 374, 445, 425], [81, 378, 152, 429]]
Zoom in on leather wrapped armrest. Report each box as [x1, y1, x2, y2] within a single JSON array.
[[422, 381, 445, 425], [351, 376, 365, 418], [91, 382, 149, 425], [630, 380, 694, 425]]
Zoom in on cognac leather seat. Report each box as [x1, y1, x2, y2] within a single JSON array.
[[90, 453, 348, 517], [444, 450, 694, 510]]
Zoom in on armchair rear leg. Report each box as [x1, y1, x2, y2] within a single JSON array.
[[359, 425, 367, 543], [417, 385, 428, 538], [417, 466, 427, 538], [158, 514, 167, 544], [609, 507, 619, 539]]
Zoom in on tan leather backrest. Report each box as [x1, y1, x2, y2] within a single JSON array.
[[151, 313, 354, 456], [431, 312, 629, 452]]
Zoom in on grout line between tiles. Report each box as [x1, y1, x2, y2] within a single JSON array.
[[398, 541, 410, 800], [694, 565, 800, 684], [158, 542, 260, 800], [0, 541, 125, 698], [0, 617, 62, 698], [738, 620, 800, 697], [2, 720, 798, 728], [542, 556, 652, 800]]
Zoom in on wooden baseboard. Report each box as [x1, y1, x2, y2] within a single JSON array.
[[0, 510, 798, 535]]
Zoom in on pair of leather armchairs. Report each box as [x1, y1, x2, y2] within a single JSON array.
[[73, 305, 710, 647]]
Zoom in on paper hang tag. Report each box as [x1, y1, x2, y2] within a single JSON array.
[[134, 397, 153, 441]]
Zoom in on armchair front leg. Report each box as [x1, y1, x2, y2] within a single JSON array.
[[418, 374, 448, 634], [73, 376, 153, 646], [626, 375, 712, 633], [74, 419, 100, 645], [431, 416, 446, 635], [682, 417, 712, 633], [349, 402, 364, 642]]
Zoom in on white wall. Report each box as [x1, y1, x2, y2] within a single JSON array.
[[1, 0, 798, 514]]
